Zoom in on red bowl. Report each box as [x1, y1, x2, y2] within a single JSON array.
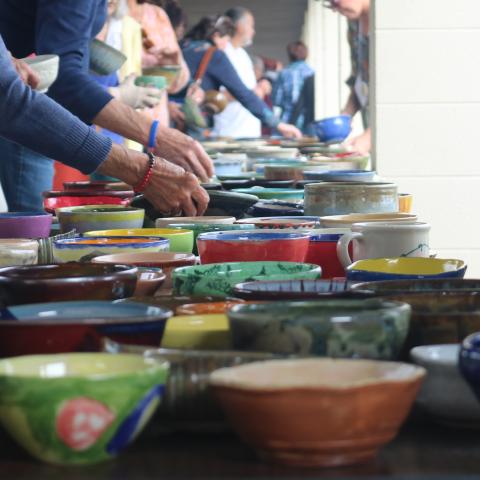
[[197, 231, 310, 264], [63, 181, 131, 192], [44, 195, 131, 213]]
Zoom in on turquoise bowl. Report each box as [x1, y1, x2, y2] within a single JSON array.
[[227, 299, 411, 360], [173, 261, 322, 298], [231, 187, 304, 201]]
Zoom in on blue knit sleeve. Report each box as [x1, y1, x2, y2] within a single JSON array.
[[0, 35, 112, 174]]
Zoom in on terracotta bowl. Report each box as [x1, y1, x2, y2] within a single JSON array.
[[0, 263, 138, 305], [135, 268, 166, 296], [210, 358, 425, 467]]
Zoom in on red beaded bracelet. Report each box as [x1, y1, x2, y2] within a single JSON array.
[[134, 152, 156, 193]]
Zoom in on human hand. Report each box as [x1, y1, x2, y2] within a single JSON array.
[[277, 122, 302, 139], [111, 74, 163, 109], [148, 45, 182, 66], [344, 128, 371, 155], [168, 102, 186, 130], [10, 55, 39, 89], [153, 124, 214, 182], [255, 79, 272, 99]]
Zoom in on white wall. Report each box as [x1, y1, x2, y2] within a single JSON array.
[[372, 0, 480, 276]]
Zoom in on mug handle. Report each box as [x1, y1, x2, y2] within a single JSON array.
[[337, 232, 363, 268]]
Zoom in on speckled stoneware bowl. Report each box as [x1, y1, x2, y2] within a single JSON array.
[[0, 353, 168, 465], [173, 262, 322, 298]]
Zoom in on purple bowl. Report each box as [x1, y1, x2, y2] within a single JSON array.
[[0, 212, 53, 239]]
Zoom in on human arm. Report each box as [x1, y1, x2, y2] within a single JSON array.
[[10, 55, 39, 89], [344, 127, 371, 155]]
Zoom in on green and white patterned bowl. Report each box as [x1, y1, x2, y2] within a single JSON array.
[[172, 261, 322, 298]]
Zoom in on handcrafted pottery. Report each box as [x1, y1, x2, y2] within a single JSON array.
[[0, 263, 137, 305], [0, 301, 172, 356], [245, 146, 298, 160], [173, 262, 322, 298], [411, 344, 480, 427], [197, 231, 311, 264], [232, 279, 368, 301], [105, 340, 277, 432], [176, 301, 249, 315], [134, 268, 166, 296], [221, 179, 294, 190], [213, 158, 245, 177], [206, 190, 259, 218], [304, 169, 375, 182], [155, 216, 235, 228], [64, 181, 130, 192], [235, 216, 319, 229], [22, 54, 59, 92], [56, 206, 144, 234], [399, 193, 413, 213], [0, 353, 168, 464], [337, 222, 431, 268], [92, 252, 196, 288], [142, 64, 181, 87], [89, 38, 127, 75], [314, 115, 352, 143], [44, 195, 130, 213], [264, 164, 329, 181], [248, 200, 304, 217], [308, 156, 370, 171], [231, 187, 304, 201], [84, 228, 193, 253], [53, 236, 169, 263], [162, 314, 230, 350], [0, 239, 39, 267], [228, 299, 411, 359], [305, 182, 398, 217], [210, 358, 424, 467], [134, 75, 167, 90], [0, 212, 52, 239], [320, 212, 418, 228], [204, 90, 229, 114], [346, 257, 467, 282], [460, 333, 480, 402]]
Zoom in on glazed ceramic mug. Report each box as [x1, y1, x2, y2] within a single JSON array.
[[337, 222, 431, 268]]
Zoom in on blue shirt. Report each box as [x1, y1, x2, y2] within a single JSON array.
[[181, 40, 279, 128], [272, 61, 314, 127], [0, 0, 113, 123]]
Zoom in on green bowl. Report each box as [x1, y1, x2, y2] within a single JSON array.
[[227, 299, 411, 360], [173, 261, 322, 298], [134, 75, 167, 90], [142, 65, 181, 88], [231, 187, 304, 201], [0, 353, 168, 465]]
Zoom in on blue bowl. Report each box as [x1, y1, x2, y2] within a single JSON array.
[[460, 333, 480, 400], [314, 115, 352, 143], [304, 170, 375, 182]]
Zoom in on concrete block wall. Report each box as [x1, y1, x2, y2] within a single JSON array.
[[372, 0, 480, 276]]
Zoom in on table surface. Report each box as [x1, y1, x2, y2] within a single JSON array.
[[1, 419, 480, 480]]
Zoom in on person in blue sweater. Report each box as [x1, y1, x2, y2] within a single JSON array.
[[0, 34, 209, 217], [0, 0, 212, 212], [180, 16, 301, 139]]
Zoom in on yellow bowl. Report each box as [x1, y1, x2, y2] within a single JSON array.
[[84, 228, 194, 253], [399, 194, 413, 213], [162, 314, 231, 350]]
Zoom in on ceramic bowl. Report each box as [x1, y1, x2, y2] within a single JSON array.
[[197, 231, 311, 264], [135, 268, 166, 296], [245, 146, 298, 160], [313, 115, 352, 143], [264, 164, 329, 181], [0, 301, 172, 356], [231, 187, 304, 201], [304, 169, 375, 182], [411, 344, 480, 427], [176, 301, 249, 315], [346, 258, 467, 282], [228, 299, 411, 359], [248, 200, 304, 217], [232, 279, 369, 301], [460, 333, 480, 402], [134, 75, 167, 90], [64, 181, 130, 192], [84, 228, 194, 254], [104, 340, 277, 432], [155, 216, 236, 228], [142, 64, 181, 87], [53, 236, 169, 263], [204, 90, 229, 114], [213, 159, 245, 177], [210, 358, 424, 467], [235, 216, 319, 229], [320, 212, 418, 228], [44, 195, 130, 213], [304, 182, 398, 217], [222, 179, 294, 190], [56, 206, 145, 235], [0, 353, 168, 464], [0, 263, 137, 305], [89, 38, 127, 75], [206, 190, 259, 218], [166, 223, 255, 255], [162, 314, 230, 350], [173, 262, 322, 298], [399, 193, 414, 213], [0, 239, 39, 267], [22, 54, 59, 92], [0, 212, 53, 239], [92, 252, 196, 289]]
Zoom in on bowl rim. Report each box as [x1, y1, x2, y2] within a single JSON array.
[[53, 236, 170, 248], [348, 257, 466, 274], [91, 252, 196, 266], [56, 205, 143, 214], [196, 231, 311, 242], [410, 344, 459, 367]]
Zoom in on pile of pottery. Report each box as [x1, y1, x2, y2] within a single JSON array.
[[0, 139, 479, 471]]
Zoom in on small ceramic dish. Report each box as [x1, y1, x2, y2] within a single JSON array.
[[346, 257, 467, 282], [228, 299, 411, 359], [314, 115, 352, 143], [0, 353, 168, 464], [0, 300, 172, 356], [196, 231, 311, 264], [411, 344, 480, 427], [142, 64, 181, 87], [0, 239, 39, 267], [235, 216, 319, 229], [155, 216, 236, 227], [0, 263, 138, 305], [56, 206, 144, 234], [0, 212, 53, 239], [209, 358, 424, 467], [22, 54, 59, 92], [83, 228, 194, 253], [173, 261, 322, 298], [53, 236, 169, 263], [320, 213, 418, 228], [231, 187, 304, 201], [89, 38, 127, 75]]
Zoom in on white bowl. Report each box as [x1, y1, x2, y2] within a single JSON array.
[[23, 55, 59, 93], [410, 344, 480, 427]]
